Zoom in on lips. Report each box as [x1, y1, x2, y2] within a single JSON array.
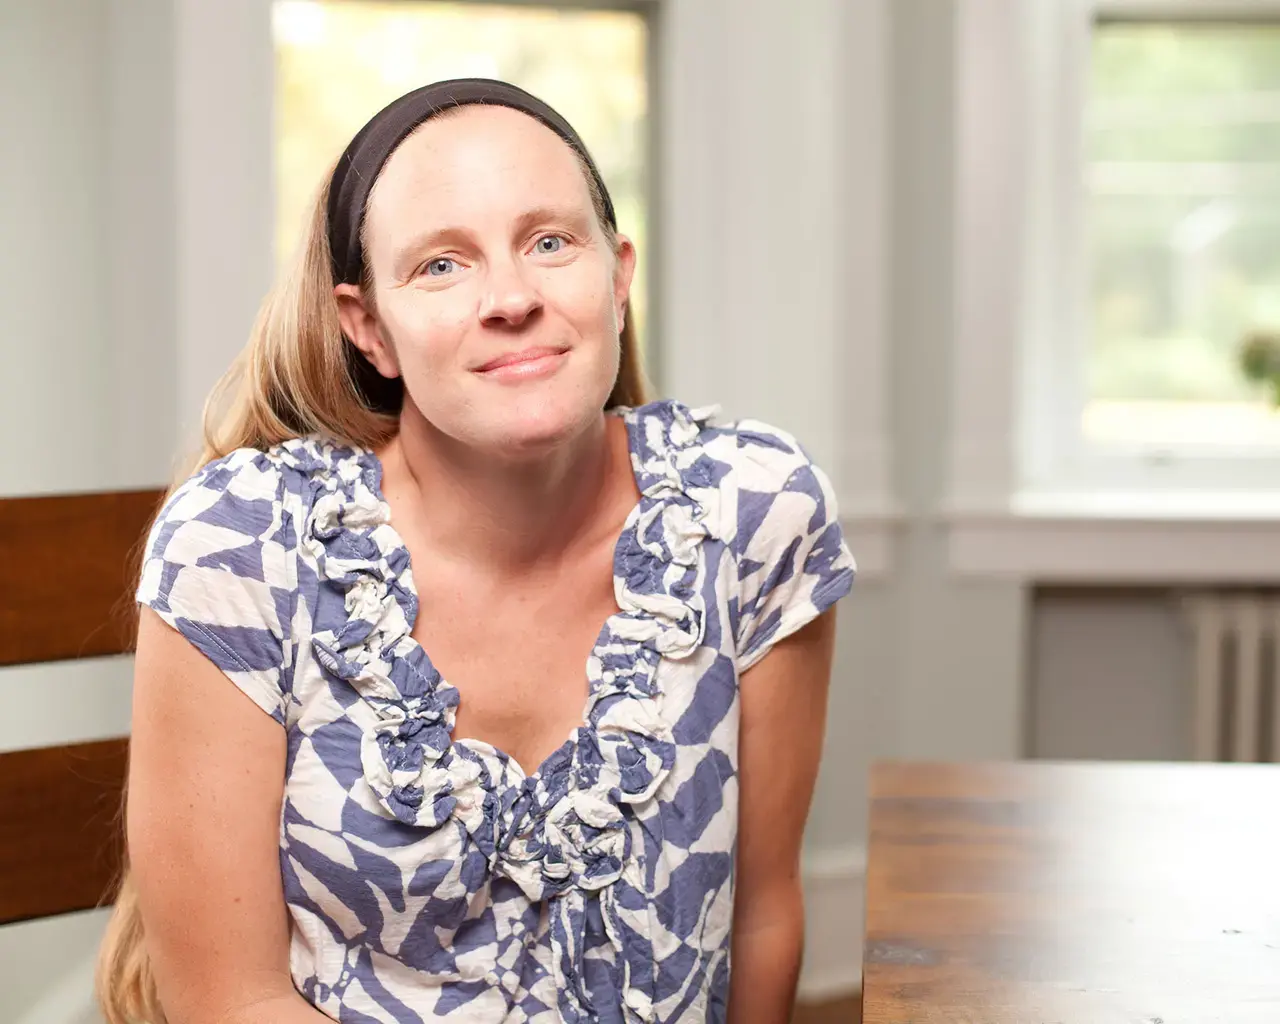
[[474, 346, 569, 373]]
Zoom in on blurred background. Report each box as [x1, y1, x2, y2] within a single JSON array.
[[3, 0, 1280, 1019]]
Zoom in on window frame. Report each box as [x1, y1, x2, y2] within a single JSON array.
[[1027, 0, 1280, 498], [948, 0, 1280, 581], [1096, 0, 1280, 21]]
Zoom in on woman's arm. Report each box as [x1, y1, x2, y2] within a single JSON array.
[[128, 608, 329, 1024], [728, 607, 839, 1024]]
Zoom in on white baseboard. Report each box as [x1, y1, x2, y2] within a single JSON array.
[[798, 843, 866, 1001]]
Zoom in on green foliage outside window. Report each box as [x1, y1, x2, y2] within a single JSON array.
[[1088, 23, 1280, 410]]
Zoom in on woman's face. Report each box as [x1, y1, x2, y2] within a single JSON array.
[[337, 105, 635, 456]]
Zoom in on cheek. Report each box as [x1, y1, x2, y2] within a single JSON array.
[[552, 266, 621, 335], [378, 293, 470, 366]]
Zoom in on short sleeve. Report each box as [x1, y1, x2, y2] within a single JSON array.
[[730, 421, 856, 673], [136, 448, 297, 724]]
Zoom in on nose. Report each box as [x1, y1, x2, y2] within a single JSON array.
[[478, 257, 541, 328]]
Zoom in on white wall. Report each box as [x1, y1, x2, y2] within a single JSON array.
[[885, 0, 1028, 765], [655, 0, 897, 997], [0, 2, 177, 1019], [0, 911, 112, 1024], [0, 0, 179, 499], [2, 0, 111, 497], [660, 0, 1036, 998], [783, 1, 1032, 994]]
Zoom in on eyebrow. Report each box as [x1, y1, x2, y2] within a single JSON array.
[[389, 204, 594, 278], [390, 226, 467, 279], [512, 204, 593, 238]]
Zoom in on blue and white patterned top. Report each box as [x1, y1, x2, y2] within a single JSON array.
[[137, 399, 855, 1023]]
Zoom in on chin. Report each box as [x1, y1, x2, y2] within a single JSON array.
[[475, 386, 606, 455], [411, 360, 616, 456]]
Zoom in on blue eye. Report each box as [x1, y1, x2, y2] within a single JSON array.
[[535, 235, 565, 254], [425, 258, 457, 277]]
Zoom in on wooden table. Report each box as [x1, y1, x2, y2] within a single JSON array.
[[862, 761, 1280, 1023]]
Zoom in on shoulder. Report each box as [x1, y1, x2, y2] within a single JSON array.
[[628, 397, 821, 478], [715, 416, 842, 570], [626, 400, 839, 546], [625, 398, 814, 477], [142, 437, 342, 578], [709, 414, 823, 496], [154, 442, 305, 531], [135, 440, 344, 718], [630, 402, 856, 667], [626, 401, 854, 667]]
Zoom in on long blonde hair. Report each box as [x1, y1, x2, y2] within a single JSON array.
[[96, 138, 649, 1024]]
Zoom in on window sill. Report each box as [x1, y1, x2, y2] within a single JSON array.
[[947, 491, 1280, 583]]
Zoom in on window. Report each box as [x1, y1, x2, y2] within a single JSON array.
[[948, 0, 1280, 577], [1086, 16, 1280, 451], [1010, 0, 1280, 499], [272, 0, 651, 351]]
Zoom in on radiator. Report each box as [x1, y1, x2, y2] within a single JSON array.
[[1184, 594, 1280, 762]]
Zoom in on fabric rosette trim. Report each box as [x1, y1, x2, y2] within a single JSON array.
[[284, 439, 479, 829], [289, 401, 718, 1022], [538, 401, 722, 1022]]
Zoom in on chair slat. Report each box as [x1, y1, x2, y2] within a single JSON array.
[[0, 738, 128, 924], [0, 489, 164, 666]]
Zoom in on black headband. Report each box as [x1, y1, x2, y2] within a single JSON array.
[[326, 78, 617, 286]]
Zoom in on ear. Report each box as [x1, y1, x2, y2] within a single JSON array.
[[334, 283, 400, 379], [611, 235, 637, 332]]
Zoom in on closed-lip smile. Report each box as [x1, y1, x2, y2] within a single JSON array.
[[474, 346, 569, 374]]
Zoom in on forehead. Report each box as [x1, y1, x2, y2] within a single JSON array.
[[366, 105, 593, 235]]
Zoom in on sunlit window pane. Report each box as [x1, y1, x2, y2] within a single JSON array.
[[1085, 22, 1280, 447], [273, 0, 649, 350]]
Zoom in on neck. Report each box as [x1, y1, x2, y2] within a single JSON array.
[[381, 405, 630, 576]]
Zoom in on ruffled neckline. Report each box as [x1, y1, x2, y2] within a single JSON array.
[[362, 407, 648, 786], [290, 400, 717, 812], [285, 399, 721, 1022]]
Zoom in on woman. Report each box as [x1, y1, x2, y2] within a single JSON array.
[[98, 79, 855, 1024]]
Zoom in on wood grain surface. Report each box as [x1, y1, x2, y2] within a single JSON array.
[[0, 488, 163, 665], [793, 994, 862, 1023], [0, 738, 128, 924], [863, 760, 1280, 1023]]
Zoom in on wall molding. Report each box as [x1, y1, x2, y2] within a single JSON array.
[[945, 0, 1030, 514], [949, 506, 1280, 583], [840, 513, 898, 582], [1097, 0, 1280, 19], [660, 0, 895, 537]]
